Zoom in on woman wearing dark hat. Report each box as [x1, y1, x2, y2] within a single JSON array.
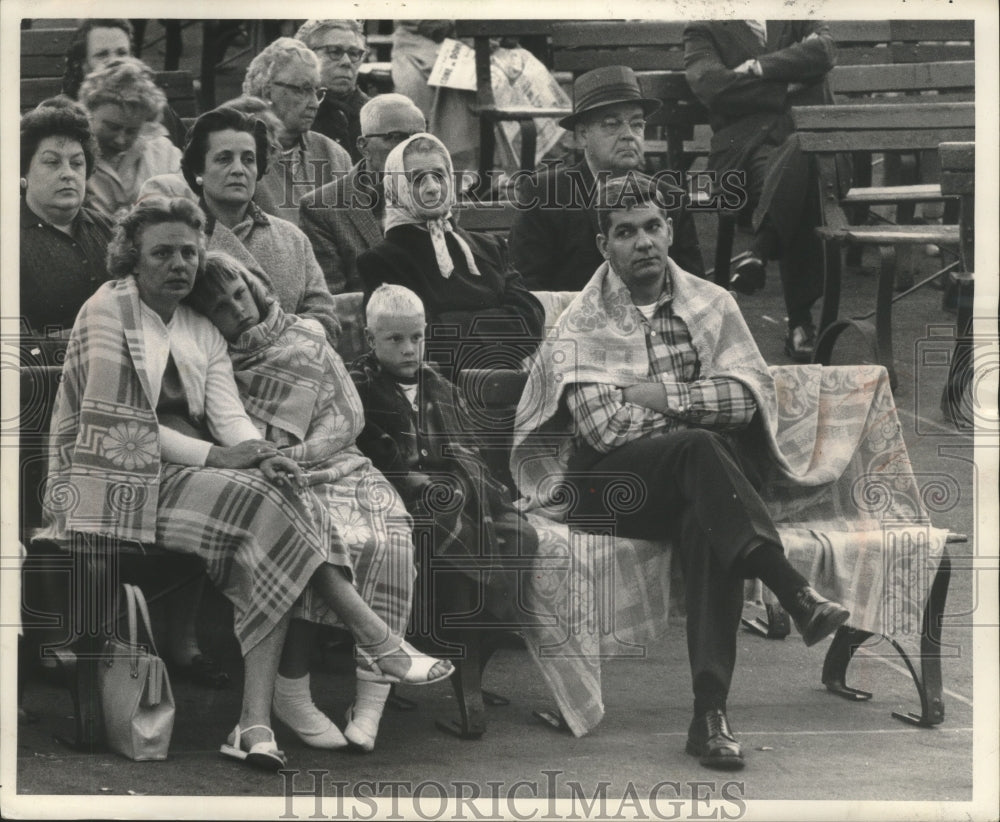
[[509, 65, 705, 292]]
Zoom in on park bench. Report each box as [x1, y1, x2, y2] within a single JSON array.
[[790, 101, 974, 388], [451, 21, 570, 194], [18, 278, 960, 746]]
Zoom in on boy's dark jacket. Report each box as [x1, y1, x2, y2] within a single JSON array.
[[348, 350, 517, 580]]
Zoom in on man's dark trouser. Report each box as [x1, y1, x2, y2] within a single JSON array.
[[568, 428, 782, 711], [746, 134, 824, 330]]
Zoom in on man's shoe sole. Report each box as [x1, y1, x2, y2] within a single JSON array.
[[685, 739, 746, 770]]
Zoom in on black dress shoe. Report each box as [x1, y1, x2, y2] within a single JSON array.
[[729, 254, 767, 295], [788, 587, 851, 647], [685, 709, 745, 770], [784, 323, 816, 363]]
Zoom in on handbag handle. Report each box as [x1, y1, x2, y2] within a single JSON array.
[[121, 584, 160, 674]]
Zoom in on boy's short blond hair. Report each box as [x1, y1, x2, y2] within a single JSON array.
[[366, 284, 426, 331]]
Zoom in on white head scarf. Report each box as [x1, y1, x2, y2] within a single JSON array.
[[382, 133, 480, 279]]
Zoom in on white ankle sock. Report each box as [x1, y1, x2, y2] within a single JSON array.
[[274, 674, 330, 734], [345, 680, 391, 751]]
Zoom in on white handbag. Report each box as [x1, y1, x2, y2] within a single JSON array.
[[99, 583, 175, 761]]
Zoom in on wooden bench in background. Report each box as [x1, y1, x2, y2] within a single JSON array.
[[453, 21, 569, 195], [21, 25, 200, 117], [791, 100, 974, 388], [937, 141, 975, 429]]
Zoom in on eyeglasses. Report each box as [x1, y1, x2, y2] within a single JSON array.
[[365, 131, 417, 143], [596, 117, 647, 136], [271, 81, 327, 102], [312, 45, 368, 63]]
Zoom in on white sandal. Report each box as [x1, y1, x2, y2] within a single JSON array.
[[356, 639, 454, 686], [220, 724, 286, 771]]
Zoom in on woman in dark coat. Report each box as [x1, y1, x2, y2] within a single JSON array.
[[357, 133, 544, 375]]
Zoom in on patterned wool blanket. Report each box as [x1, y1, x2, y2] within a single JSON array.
[[512, 259, 866, 507], [43, 277, 165, 543], [226, 303, 415, 634], [508, 260, 945, 735], [519, 364, 948, 736]]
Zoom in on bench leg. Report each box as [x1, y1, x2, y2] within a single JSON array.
[[518, 120, 538, 176], [817, 239, 843, 343], [889, 549, 950, 727], [55, 546, 117, 751], [821, 550, 951, 726], [874, 246, 898, 389], [432, 576, 509, 739], [435, 629, 488, 740], [822, 626, 875, 701]]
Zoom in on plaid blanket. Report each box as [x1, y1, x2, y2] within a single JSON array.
[[42, 278, 329, 654], [228, 303, 415, 634], [510, 261, 946, 735]]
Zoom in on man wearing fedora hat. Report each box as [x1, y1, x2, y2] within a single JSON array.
[[509, 65, 704, 292]]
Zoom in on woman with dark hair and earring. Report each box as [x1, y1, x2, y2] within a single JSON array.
[[42, 196, 452, 770], [60, 18, 187, 149], [181, 106, 341, 345], [19, 98, 112, 338]]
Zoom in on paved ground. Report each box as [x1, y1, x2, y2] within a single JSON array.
[[9, 20, 994, 820]]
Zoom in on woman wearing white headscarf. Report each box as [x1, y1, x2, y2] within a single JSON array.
[[356, 133, 543, 373]]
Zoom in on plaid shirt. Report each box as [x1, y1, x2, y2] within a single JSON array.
[[566, 279, 757, 454]]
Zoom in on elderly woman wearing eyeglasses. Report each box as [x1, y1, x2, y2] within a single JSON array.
[[242, 37, 351, 227], [294, 20, 370, 165]]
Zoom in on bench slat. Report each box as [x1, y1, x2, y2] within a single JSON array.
[[454, 20, 560, 38], [830, 61, 975, 94], [817, 225, 960, 245], [554, 48, 686, 72], [792, 101, 974, 130], [842, 184, 944, 204], [551, 21, 687, 48], [799, 128, 974, 153], [891, 43, 975, 63], [890, 19, 974, 41], [828, 21, 893, 42], [477, 106, 572, 120], [20, 54, 67, 78]]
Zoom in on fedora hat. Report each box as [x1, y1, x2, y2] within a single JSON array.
[[558, 65, 662, 129]]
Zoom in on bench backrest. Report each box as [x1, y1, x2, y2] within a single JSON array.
[[20, 27, 74, 79], [828, 20, 974, 65], [792, 101, 974, 233], [792, 101, 975, 154], [829, 60, 975, 103], [20, 69, 199, 116]]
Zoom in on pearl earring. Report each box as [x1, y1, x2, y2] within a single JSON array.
[[195, 175, 204, 186], [20, 177, 27, 189]]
